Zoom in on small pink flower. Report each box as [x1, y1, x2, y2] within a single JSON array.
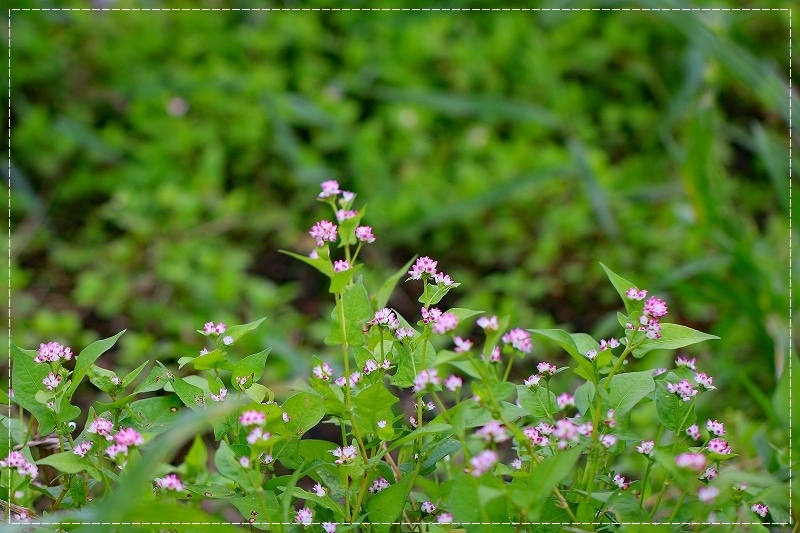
[[408, 256, 438, 279], [421, 501, 437, 514], [0, 451, 38, 479], [636, 440, 655, 455], [331, 445, 358, 465], [413, 369, 441, 392], [625, 288, 647, 301], [576, 422, 593, 437], [476, 316, 498, 331], [675, 452, 706, 471], [599, 338, 620, 350], [222, 335, 234, 346], [247, 427, 271, 445], [215, 323, 226, 334], [676, 356, 696, 371], [43, 372, 61, 391], [203, 322, 216, 334], [72, 441, 93, 458], [282, 412, 291, 423], [444, 375, 463, 392], [295, 507, 313, 527], [239, 457, 250, 468], [585, 349, 598, 361], [333, 260, 350, 273], [699, 466, 718, 481], [239, 410, 266, 426], [87, 417, 114, 438], [363, 359, 379, 375], [395, 327, 414, 339], [695, 373, 715, 390], [313, 483, 327, 497], [698, 486, 719, 504], [600, 435, 618, 448], [453, 337, 473, 353], [502, 328, 532, 354], [605, 409, 617, 428], [652, 367, 667, 377], [524, 374, 541, 388], [666, 380, 698, 402], [420, 307, 442, 324], [707, 438, 731, 455], [488, 346, 501, 363], [557, 393, 575, 410], [355, 226, 376, 243], [613, 473, 630, 490], [537, 362, 557, 376], [318, 180, 341, 198], [476, 420, 509, 443], [370, 308, 399, 329], [35, 341, 73, 363], [114, 428, 144, 447], [348, 372, 362, 387], [751, 503, 769, 518], [309, 220, 338, 247], [470, 449, 498, 476], [210, 388, 228, 402], [432, 313, 458, 334], [553, 419, 580, 449], [312, 363, 334, 381], [433, 272, 455, 286], [335, 209, 358, 222], [409, 416, 418, 428], [686, 424, 701, 440], [369, 477, 390, 493], [437, 513, 453, 524], [155, 473, 185, 492], [106, 444, 129, 460], [706, 419, 725, 436], [644, 297, 668, 318], [322, 523, 338, 533]]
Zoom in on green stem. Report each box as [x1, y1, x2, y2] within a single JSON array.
[[336, 290, 368, 459], [502, 351, 516, 382], [640, 426, 664, 509]]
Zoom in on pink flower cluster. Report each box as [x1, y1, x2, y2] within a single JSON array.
[[35, 341, 73, 363], [476, 420, 508, 443], [524, 426, 550, 447], [453, 337, 472, 353], [331, 445, 358, 465], [155, 473, 185, 492], [203, 322, 227, 335], [413, 369, 441, 392], [666, 379, 698, 402], [476, 316, 498, 331], [432, 313, 458, 334], [420, 307, 442, 324], [309, 220, 338, 247], [239, 410, 266, 426], [355, 226, 376, 243], [106, 427, 145, 461], [625, 287, 648, 301], [369, 308, 400, 329], [408, 256, 438, 280], [469, 449, 498, 477], [369, 477, 390, 493], [312, 362, 334, 381], [502, 328, 531, 353], [0, 451, 38, 479]]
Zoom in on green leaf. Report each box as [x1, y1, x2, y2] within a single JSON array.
[[36, 451, 101, 480], [654, 373, 696, 431], [188, 349, 232, 371], [183, 434, 208, 479], [280, 248, 333, 277], [388, 423, 453, 452], [132, 364, 172, 394], [232, 348, 272, 386], [445, 307, 485, 322], [173, 377, 208, 411], [418, 281, 459, 306], [600, 263, 640, 313], [529, 329, 596, 381], [632, 324, 719, 357], [376, 256, 417, 310], [225, 317, 267, 344], [517, 385, 557, 419], [366, 470, 416, 533], [229, 491, 282, 531], [353, 384, 399, 433], [599, 371, 655, 418], [87, 364, 120, 393], [11, 343, 55, 434], [125, 395, 182, 436], [68, 330, 126, 396], [449, 473, 514, 533], [325, 279, 372, 346], [283, 392, 325, 436], [122, 361, 149, 388], [390, 340, 435, 388]]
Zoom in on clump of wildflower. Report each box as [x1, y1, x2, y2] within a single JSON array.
[[524, 427, 549, 447], [310, 220, 338, 247], [707, 438, 732, 455], [612, 473, 630, 490], [413, 369, 441, 392], [295, 507, 313, 527], [421, 501, 437, 514], [0, 451, 38, 479], [355, 225, 376, 243], [115, 428, 144, 447], [432, 313, 458, 334], [369, 478, 390, 493], [318, 180, 341, 198], [502, 328, 532, 353], [666, 379, 698, 402], [43, 372, 61, 391], [408, 256, 438, 279], [35, 341, 73, 363], [313, 363, 334, 381], [686, 424, 701, 440], [333, 260, 350, 273], [476, 316, 498, 331], [331, 445, 358, 465], [643, 296, 668, 318], [470, 449, 498, 477], [636, 440, 654, 456], [476, 420, 509, 443], [676, 453, 707, 471], [553, 419, 580, 449], [444, 375, 462, 392], [155, 473, 185, 492], [87, 417, 114, 439], [210, 388, 228, 402], [676, 356, 697, 371], [239, 410, 266, 427], [751, 503, 769, 518]]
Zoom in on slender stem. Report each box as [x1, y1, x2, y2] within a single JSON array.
[[350, 472, 371, 522], [640, 425, 664, 509], [502, 351, 516, 382], [50, 474, 72, 512], [666, 490, 686, 522]]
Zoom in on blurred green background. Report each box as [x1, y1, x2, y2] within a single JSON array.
[[4, 0, 795, 510]]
